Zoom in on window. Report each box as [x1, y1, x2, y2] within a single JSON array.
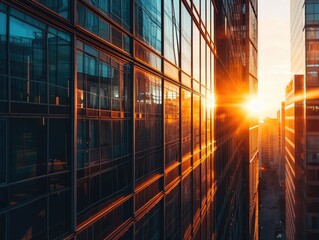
[[165, 82, 180, 166], [11, 118, 46, 182], [49, 119, 70, 173], [181, 89, 192, 159], [193, 94, 200, 152], [10, 17, 46, 104], [181, 3, 192, 75], [201, 36, 206, 86], [8, 198, 47, 239], [77, 4, 131, 53], [193, 22, 200, 81], [182, 174, 192, 236], [0, 11, 7, 103], [77, 41, 131, 113], [0, 120, 5, 183], [35, 0, 69, 19], [135, 0, 162, 52], [135, 69, 162, 180], [165, 185, 180, 240], [48, 28, 71, 106], [84, 0, 131, 31], [49, 190, 71, 239], [135, 202, 162, 239], [164, 0, 180, 66]]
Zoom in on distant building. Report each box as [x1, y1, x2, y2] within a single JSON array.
[[260, 118, 280, 170], [278, 102, 285, 185]]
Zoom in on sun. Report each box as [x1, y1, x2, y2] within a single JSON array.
[[244, 97, 262, 116]]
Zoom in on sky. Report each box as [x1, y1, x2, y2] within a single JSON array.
[[258, 0, 291, 119]]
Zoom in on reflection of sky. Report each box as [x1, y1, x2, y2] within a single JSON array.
[[10, 17, 40, 39], [0, 12, 6, 35], [259, 0, 291, 118]]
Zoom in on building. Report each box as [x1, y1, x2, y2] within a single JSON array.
[[279, 102, 285, 185], [288, 0, 319, 239], [0, 0, 257, 239], [260, 118, 280, 170], [284, 75, 305, 240]]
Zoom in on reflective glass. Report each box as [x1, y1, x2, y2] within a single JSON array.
[[164, 0, 180, 66], [165, 185, 180, 240], [193, 94, 200, 151], [165, 82, 180, 166], [49, 119, 70, 173], [11, 118, 46, 181], [10, 17, 46, 104], [181, 89, 192, 159], [0, 120, 6, 183], [193, 22, 200, 81], [49, 190, 70, 238], [0, 12, 6, 77], [48, 29, 71, 106], [77, 4, 131, 53], [85, 0, 131, 31], [8, 198, 47, 239], [35, 0, 69, 19], [135, 69, 162, 180], [135, 0, 162, 52], [181, 4, 192, 75]]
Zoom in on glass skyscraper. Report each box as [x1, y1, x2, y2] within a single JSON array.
[[0, 0, 258, 239], [287, 0, 319, 239]]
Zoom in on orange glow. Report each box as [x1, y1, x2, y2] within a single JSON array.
[[244, 97, 262, 117]]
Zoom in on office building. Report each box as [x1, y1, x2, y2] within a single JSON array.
[[279, 102, 285, 185], [0, 0, 257, 239], [288, 0, 319, 239], [260, 118, 280, 170]]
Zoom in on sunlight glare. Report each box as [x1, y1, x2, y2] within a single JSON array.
[[244, 97, 262, 117]]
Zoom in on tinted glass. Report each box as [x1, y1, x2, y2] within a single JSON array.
[[11, 118, 46, 181], [0, 120, 5, 183], [135, 0, 162, 52], [35, 0, 69, 19]]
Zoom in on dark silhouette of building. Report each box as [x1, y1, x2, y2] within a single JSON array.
[[0, 0, 258, 239]]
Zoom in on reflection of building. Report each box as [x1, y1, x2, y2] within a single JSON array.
[[0, 0, 257, 239], [288, 0, 319, 239], [260, 118, 280, 169]]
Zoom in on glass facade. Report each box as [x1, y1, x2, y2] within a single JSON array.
[[0, 0, 256, 239]]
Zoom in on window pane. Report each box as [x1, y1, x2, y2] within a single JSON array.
[[48, 29, 71, 106], [181, 4, 191, 75], [181, 89, 191, 159], [8, 198, 47, 239], [49, 119, 70, 173], [165, 185, 180, 240], [49, 190, 71, 239], [135, 69, 162, 180], [193, 94, 200, 151], [0, 120, 5, 183], [0, 11, 6, 76], [10, 17, 46, 104], [11, 118, 46, 181], [193, 22, 200, 81], [164, 0, 180, 65], [135, 0, 162, 52], [165, 82, 180, 166], [35, 0, 69, 19]]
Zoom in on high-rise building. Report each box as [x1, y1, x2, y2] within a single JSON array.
[[288, 0, 319, 239], [284, 75, 305, 240], [260, 118, 280, 170], [279, 102, 285, 185], [0, 0, 257, 239]]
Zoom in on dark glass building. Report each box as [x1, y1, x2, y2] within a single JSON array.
[[0, 0, 257, 239]]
